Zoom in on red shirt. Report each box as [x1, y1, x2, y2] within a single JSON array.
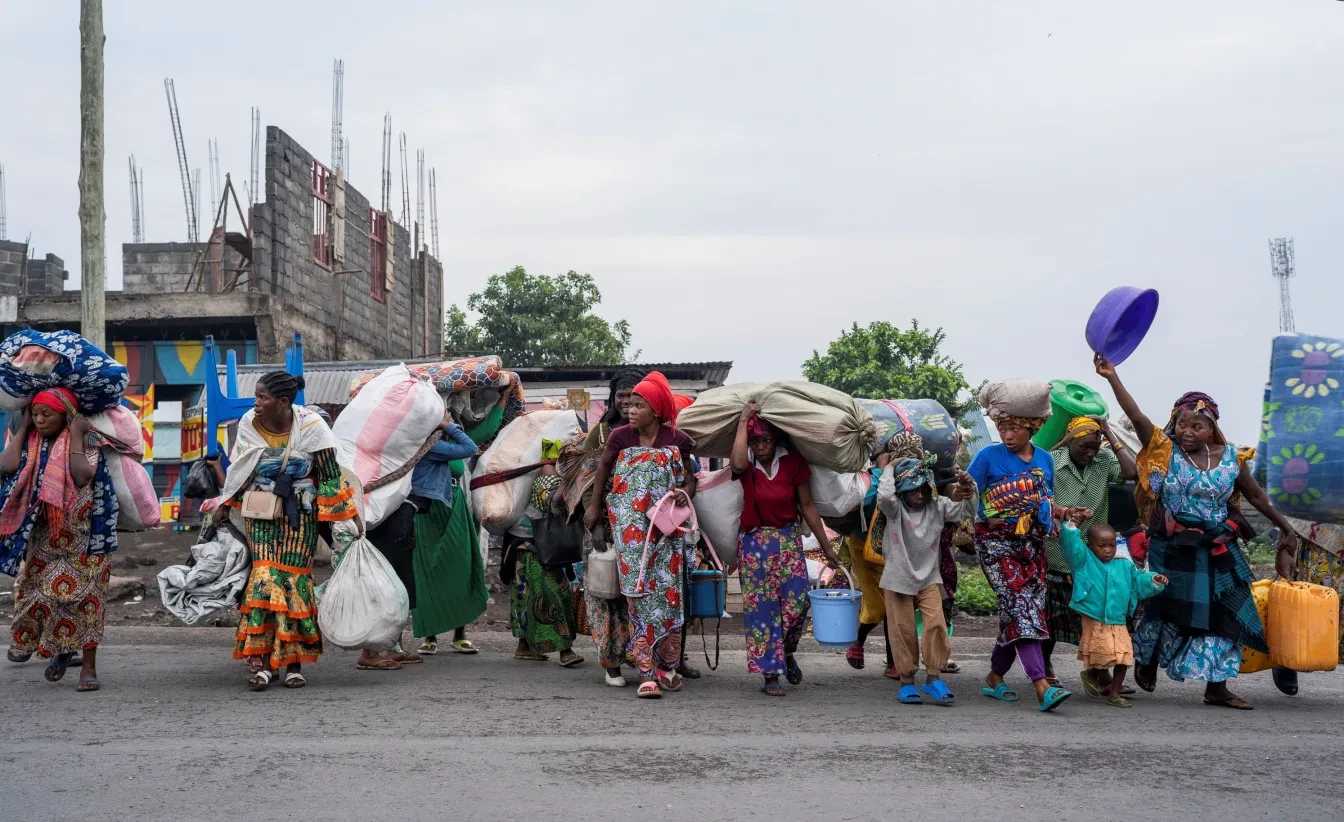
[[736, 449, 810, 531]]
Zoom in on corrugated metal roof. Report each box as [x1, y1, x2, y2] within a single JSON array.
[[229, 369, 366, 406]]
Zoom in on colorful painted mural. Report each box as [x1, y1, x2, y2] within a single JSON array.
[[110, 340, 257, 392], [121, 385, 155, 461]]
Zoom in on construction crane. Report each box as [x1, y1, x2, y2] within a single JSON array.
[[380, 114, 392, 213], [399, 131, 411, 227], [164, 79, 198, 243], [0, 163, 7, 242], [128, 156, 145, 243], [1270, 237, 1296, 333], [247, 107, 260, 214], [428, 167, 440, 260], [331, 59, 344, 171]]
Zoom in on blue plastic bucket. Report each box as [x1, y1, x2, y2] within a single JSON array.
[[689, 570, 726, 619], [1085, 286, 1160, 366], [807, 566, 862, 648]]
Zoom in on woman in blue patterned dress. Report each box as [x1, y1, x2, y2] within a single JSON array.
[[1098, 355, 1297, 709]]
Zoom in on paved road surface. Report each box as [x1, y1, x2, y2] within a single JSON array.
[[3, 628, 1341, 821]]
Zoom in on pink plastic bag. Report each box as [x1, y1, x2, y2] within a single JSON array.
[[104, 450, 161, 530]]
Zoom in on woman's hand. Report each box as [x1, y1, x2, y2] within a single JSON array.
[[70, 415, 91, 440], [583, 504, 601, 535], [740, 401, 760, 423], [354, 511, 366, 537], [820, 545, 843, 570], [1094, 353, 1116, 381], [1275, 528, 1299, 579]]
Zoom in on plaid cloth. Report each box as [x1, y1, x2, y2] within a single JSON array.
[[1044, 569, 1083, 645], [1147, 516, 1267, 654]]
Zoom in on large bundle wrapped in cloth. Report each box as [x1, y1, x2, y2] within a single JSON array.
[[978, 379, 1053, 420], [469, 410, 582, 534], [677, 381, 877, 473], [1263, 333, 1344, 523], [855, 398, 960, 486], [333, 364, 445, 528], [0, 329, 129, 413]]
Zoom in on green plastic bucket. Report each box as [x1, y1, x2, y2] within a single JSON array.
[[1033, 379, 1109, 449]]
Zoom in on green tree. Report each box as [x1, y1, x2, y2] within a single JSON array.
[[802, 320, 970, 414], [444, 266, 635, 366]]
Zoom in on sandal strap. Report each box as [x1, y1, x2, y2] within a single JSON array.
[[251, 670, 273, 683]]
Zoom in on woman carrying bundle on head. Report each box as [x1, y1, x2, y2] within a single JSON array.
[[216, 372, 363, 691], [968, 387, 1085, 713], [2, 388, 117, 692], [585, 371, 698, 698], [730, 402, 843, 697], [1096, 356, 1297, 710]]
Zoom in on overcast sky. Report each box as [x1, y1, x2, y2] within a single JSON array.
[[4, 1, 1342, 443]]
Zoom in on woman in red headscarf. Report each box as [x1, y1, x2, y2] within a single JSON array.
[[1, 387, 113, 692], [585, 371, 699, 697]]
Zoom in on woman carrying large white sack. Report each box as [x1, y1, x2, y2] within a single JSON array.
[[213, 371, 362, 691]]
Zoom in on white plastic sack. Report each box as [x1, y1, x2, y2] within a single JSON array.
[[692, 468, 743, 571], [157, 524, 250, 625], [316, 535, 409, 651], [333, 363, 445, 528], [470, 410, 581, 534], [979, 379, 1053, 420], [677, 381, 877, 472], [808, 466, 870, 519], [104, 449, 161, 531]]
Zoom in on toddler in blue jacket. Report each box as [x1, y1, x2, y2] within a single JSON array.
[[1061, 513, 1167, 707]]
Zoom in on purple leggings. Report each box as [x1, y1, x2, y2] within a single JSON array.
[[990, 639, 1046, 681]]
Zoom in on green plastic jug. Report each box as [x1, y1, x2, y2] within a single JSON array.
[[1033, 379, 1109, 449]]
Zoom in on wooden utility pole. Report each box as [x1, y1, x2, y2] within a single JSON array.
[[78, 0, 106, 348]]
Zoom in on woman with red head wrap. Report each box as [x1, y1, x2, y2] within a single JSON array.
[[583, 371, 700, 698], [1, 387, 112, 692]]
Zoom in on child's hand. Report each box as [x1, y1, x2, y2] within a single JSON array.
[[1066, 507, 1090, 527], [955, 470, 974, 491], [1152, 574, 1169, 587]]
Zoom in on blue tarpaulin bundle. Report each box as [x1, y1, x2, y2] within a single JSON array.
[[0, 329, 130, 413], [1263, 333, 1344, 523]]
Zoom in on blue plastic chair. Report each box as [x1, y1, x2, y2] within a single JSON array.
[[202, 332, 305, 457]]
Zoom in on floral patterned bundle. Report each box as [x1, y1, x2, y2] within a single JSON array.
[[1262, 333, 1344, 523]]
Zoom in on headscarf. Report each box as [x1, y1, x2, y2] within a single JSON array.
[[891, 455, 936, 494], [1164, 391, 1225, 444], [633, 371, 678, 426], [600, 367, 648, 426], [885, 431, 925, 460], [32, 387, 78, 416], [673, 394, 694, 414], [1053, 416, 1102, 449], [748, 417, 773, 440], [990, 413, 1047, 435]]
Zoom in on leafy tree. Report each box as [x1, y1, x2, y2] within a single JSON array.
[[802, 320, 970, 414], [444, 266, 635, 366]]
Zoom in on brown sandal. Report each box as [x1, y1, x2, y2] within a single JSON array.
[[1203, 694, 1253, 710], [357, 658, 402, 671]]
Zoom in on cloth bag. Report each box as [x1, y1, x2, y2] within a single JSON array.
[[470, 411, 582, 534], [676, 381, 877, 473], [691, 468, 743, 572], [808, 466, 870, 518], [979, 379, 1053, 420], [316, 535, 410, 651]]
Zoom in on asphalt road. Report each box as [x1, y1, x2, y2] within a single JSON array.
[[3, 628, 1341, 822]]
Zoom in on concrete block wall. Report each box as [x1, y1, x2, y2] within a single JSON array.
[[255, 126, 443, 362], [0, 240, 25, 296], [25, 254, 67, 296], [121, 243, 196, 293]]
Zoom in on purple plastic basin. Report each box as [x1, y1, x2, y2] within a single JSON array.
[[1085, 286, 1159, 365]]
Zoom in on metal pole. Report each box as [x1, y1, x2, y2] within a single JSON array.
[[79, 0, 106, 347]]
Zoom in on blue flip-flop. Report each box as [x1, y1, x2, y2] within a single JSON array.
[[981, 681, 1019, 702], [898, 683, 923, 704], [921, 679, 956, 706], [1039, 685, 1072, 712]]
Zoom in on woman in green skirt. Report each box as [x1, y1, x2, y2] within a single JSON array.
[[412, 385, 512, 655]]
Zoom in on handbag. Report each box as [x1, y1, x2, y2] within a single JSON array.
[[530, 513, 585, 568], [631, 489, 696, 597], [241, 437, 292, 521]]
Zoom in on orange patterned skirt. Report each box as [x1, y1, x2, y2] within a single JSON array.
[[11, 518, 109, 658]]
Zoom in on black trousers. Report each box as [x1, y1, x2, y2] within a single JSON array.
[[367, 501, 418, 610]]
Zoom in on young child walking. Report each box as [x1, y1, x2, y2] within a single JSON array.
[[1059, 515, 1167, 707], [876, 456, 977, 706]]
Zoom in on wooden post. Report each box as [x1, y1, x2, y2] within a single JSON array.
[[78, 0, 106, 347]]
